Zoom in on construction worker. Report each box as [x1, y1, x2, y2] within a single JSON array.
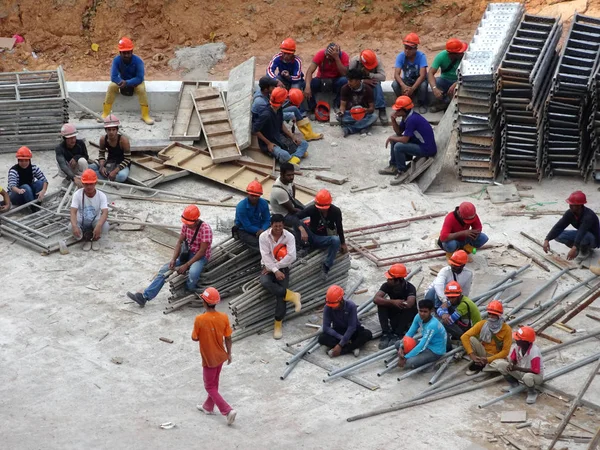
[[460, 300, 512, 376], [69, 169, 109, 251], [397, 299, 447, 370], [286, 88, 323, 141], [349, 49, 388, 125], [427, 38, 468, 112], [234, 180, 270, 252], [90, 115, 131, 183], [304, 42, 349, 112], [336, 68, 378, 137], [392, 33, 428, 112], [374, 264, 418, 349], [270, 162, 303, 217], [495, 326, 544, 404], [191, 287, 237, 425], [543, 190, 599, 261], [425, 249, 473, 308], [0, 185, 10, 212], [438, 281, 481, 344], [252, 87, 308, 165], [251, 76, 279, 122], [379, 96, 436, 185], [296, 189, 348, 280], [438, 201, 489, 254], [127, 205, 213, 307], [102, 37, 154, 125], [55, 123, 91, 188], [258, 214, 301, 339], [7, 146, 48, 206], [319, 285, 373, 358], [267, 38, 305, 90]]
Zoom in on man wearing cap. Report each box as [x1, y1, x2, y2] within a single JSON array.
[[267, 38, 305, 90], [69, 169, 109, 251], [7, 146, 48, 206], [349, 49, 388, 125], [374, 264, 418, 349], [252, 76, 279, 122], [379, 95, 436, 184], [336, 68, 378, 137], [304, 42, 349, 113], [90, 115, 132, 183], [438, 281, 480, 347], [543, 190, 600, 261], [439, 201, 488, 254], [319, 285, 373, 358], [234, 181, 271, 252], [0, 185, 10, 212], [55, 123, 91, 188], [127, 205, 213, 307], [427, 38, 467, 112], [392, 33, 429, 112], [425, 249, 473, 308], [102, 37, 154, 125]]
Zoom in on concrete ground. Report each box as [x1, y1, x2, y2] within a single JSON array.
[[1, 111, 600, 449]]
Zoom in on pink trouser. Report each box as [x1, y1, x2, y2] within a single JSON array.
[[202, 363, 232, 415]]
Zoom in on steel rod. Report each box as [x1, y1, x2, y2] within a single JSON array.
[[510, 267, 571, 316]]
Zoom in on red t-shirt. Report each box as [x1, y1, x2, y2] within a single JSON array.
[[439, 209, 482, 241], [313, 49, 350, 78]]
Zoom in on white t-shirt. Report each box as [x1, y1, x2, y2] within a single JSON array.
[[428, 266, 474, 302], [71, 188, 108, 226], [270, 177, 294, 216]]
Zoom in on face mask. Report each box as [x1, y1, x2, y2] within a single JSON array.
[[452, 266, 464, 274], [488, 316, 498, 322]]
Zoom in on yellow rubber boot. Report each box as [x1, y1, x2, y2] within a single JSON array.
[[297, 117, 323, 141], [591, 260, 600, 276], [463, 244, 474, 254], [284, 289, 302, 312], [445, 252, 453, 262], [101, 103, 112, 120], [289, 156, 301, 165], [140, 105, 155, 125], [273, 320, 283, 340]]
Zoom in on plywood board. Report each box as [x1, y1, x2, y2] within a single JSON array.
[[226, 57, 255, 150], [129, 156, 189, 187], [170, 81, 211, 141]]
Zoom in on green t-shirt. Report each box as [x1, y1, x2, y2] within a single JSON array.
[[455, 295, 481, 327], [431, 50, 461, 82]]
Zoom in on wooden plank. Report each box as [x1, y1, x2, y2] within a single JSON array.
[[129, 156, 189, 187], [226, 57, 255, 150], [170, 81, 210, 141], [314, 171, 349, 185]]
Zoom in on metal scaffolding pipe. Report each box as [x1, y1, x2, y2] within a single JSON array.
[[473, 264, 531, 305], [509, 267, 571, 316], [429, 351, 458, 385], [470, 280, 523, 303]]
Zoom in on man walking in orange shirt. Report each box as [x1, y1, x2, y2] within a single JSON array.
[[191, 287, 237, 425]]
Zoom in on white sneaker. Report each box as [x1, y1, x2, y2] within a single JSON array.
[[226, 409, 237, 425], [91, 240, 100, 251], [82, 241, 92, 251], [327, 349, 334, 358], [196, 404, 216, 415], [353, 348, 360, 357]]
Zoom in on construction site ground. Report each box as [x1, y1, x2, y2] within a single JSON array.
[[1, 112, 600, 449]]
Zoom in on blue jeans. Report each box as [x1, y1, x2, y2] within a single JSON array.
[[424, 287, 443, 308], [339, 111, 378, 135], [90, 163, 130, 183], [391, 79, 429, 106], [390, 142, 427, 172], [283, 105, 304, 122], [308, 76, 348, 110], [555, 230, 598, 250], [143, 252, 208, 300], [308, 230, 341, 270], [271, 139, 308, 164], [8, 180, 44, 206], [435, 77, 455, 103], [441, 232, 489, 253], [372, 82, 386, 110]]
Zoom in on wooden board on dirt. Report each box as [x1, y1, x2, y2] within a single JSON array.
[[170, 81, 211, 141], [129, 156, 189, 188]]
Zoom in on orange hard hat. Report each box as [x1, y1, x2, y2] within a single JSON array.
[[16, 146, 32, 160], [449, 250, 468, 266], [246, 180, 263, 196], [280, 38, 296, 54], [403, 33, 420, 47], [487, 300, 504, 316], [350, 106, 366, 121], [315, 101, 330, 122], [103, 114, 121, 128], [270, 87, 288, 107], [385, 263, 408, 279], [360, 49, 378, 70], [118, 37, 134, 52], [81, 169, 98, 184], [446, 38, 468, 54], [403, 336, 417, 353], [60, 123, 78, 138], [288, 88, 304, 107], [273, 243, 288, 261], [513, 326, 536, 343], [325, 284, 344, 307], [181, 205, 200, 225], [315, 189, 332, 210], [392, 96, 414, 111], [458, 201, 477, 223], [444, 281, 463, 297], [566, 190, 587, 205], [200, 287, 221, 305]]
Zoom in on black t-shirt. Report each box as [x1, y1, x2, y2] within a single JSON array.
[[379, 280, 417, 305], [296, 204, 345, 244], [340, 83, 374, 109]]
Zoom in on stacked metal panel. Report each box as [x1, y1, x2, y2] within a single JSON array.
[[0, 67, 68, 153], [543, 14, 600, 178], [497, 15, 561, 180], [456, 2, 524, 183], [586, 63, 600, 181]]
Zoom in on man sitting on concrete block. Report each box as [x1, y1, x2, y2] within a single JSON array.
[[234, 181, 270, 252], [267, 38, 305, 90], [304, 42, 349, 113], [336, 68, 378, 137], [348, 49, 388, 125], [392, 33, 428, 113], [427, 38, 467, 113]]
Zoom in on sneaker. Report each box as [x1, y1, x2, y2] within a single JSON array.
[[327, 349, 335, 358], [320, 264, 330, 281], [465, 362, 482, 376], [378, 165, 397, 175], [576, 247, 592, 262], [429, 104, 447, 113], [82, 240, 92, 251], [353, 348, 360, 357], [389, 333, 401, 346], [342, 127, 351, 138], [390, 171, 407, 186], [91, 240, 100, 251], [526, 388, 538, 404], [226, 409, 237, 425], [196, 404, 216, 415], [501, 380, 520, 392], [379, 108, 389, 126], [127, 291, 147, 308], [418, 105, 428, 114], [378, 333, 391, 350]]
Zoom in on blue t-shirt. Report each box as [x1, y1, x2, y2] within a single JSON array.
[[394, 51, 428, 85], [405, 314, 447, 359], [402, 111, 437, 156]]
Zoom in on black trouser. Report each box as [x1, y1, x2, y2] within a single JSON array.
[[318, 326, 373, 354], [444, 322, 469, 351], [237, 229, 260, 252], [377, 306, 417, 336], [260, 267, 290, 321]]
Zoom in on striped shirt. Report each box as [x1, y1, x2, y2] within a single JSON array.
[[266, 53, 304, 82], [7, 164, 47, 190], [181, 222, 212, 260]]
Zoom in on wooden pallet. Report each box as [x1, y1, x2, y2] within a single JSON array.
[[170, 81, 211, 141], [394, 156, 434, 184], [129, 156, 189, 188]]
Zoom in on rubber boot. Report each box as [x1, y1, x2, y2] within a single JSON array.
[[140, 105, 154, 125], [463, 244, 474, 254], [526, 387, 538, 404], [284, 289, 302, 312], [445, 252, 453, 262], [273, 320, 283, 340], [590, 259, 600, 276], [297, 117, 323, 141], [289, 156, 301, 165], [101, 103, 112, 120]]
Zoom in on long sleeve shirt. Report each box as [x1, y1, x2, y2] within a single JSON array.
[[546, 207, 600, 248], [323, 300, 360, 346], [440, 295, 481, 327], [267, 53, 304, 82], [440, 208, 483, 242], [110, 55, 145, 87], [405, 315, 447, 358], [460, 320, 513, 363], [296, 204, 345, 244], [235, 197, 270, 234], [429, 266, 474, 308], [259, 228, 296, 272], [7, 164, 47, 190], [55, 139, 90, 180], [348, 55, 386, 82]]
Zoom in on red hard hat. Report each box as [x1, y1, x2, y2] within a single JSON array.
[[458, 202, 477, 223], [280, 38, 297, 54], [487, 300, 504, 316], [60, 123, 78, 138], [325, 284, 344, 306], [118, 37, 134, 52], [315, 189, 332, 210], [403, 33, 421, 47], [246, 180, 263, 196], [392, 96, 414, 111], [403, 336, 417, 353], [513, 326, 536, 343], [449, 250, 468, 266], [315, 101, 330, 122], [446, 38, 468, 54], [181, 205, 200, 225], [270, 87, 288, 107], [444, 281, 463, 297], [566, 190, 587, 205], [360, 49, 378, 70], [350, 106, 366, 121], [81, 169, 98, 184], [103, 114, 121, 128], [16, 146, 32, 160], [273, 243, 288, 261], [288, 88, 304, 107], [200, 287, 221, 305], [385, 263, 408, 279]]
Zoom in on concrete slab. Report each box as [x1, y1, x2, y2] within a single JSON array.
[[500, 410, 527, 423], [314, 171, 349, 185], [226, 57, 255, 150], [487, 184, 520, 204]]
